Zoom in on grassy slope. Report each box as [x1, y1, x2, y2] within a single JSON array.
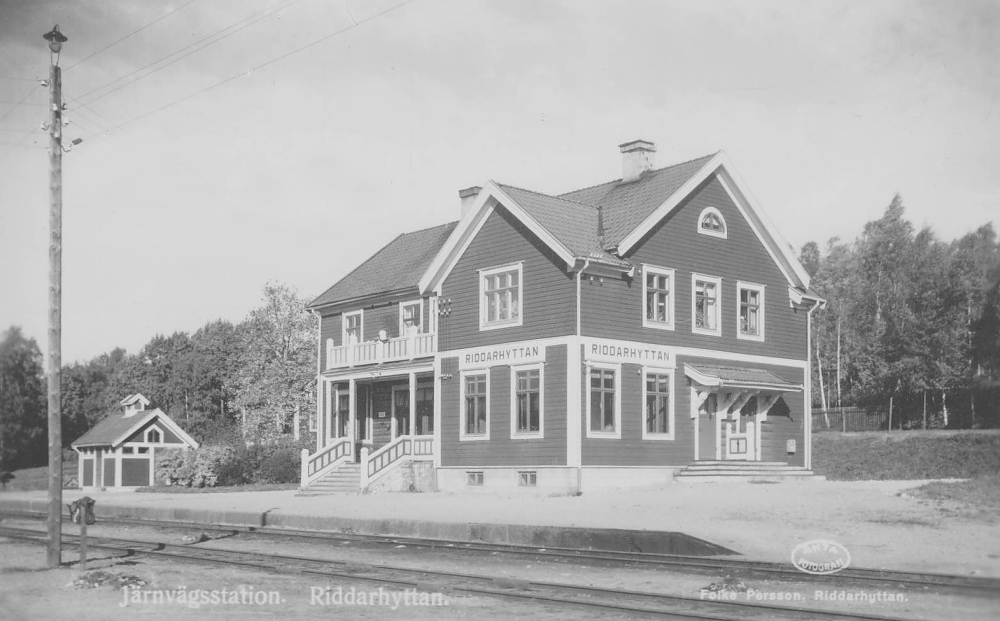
[[812, 430, 1000, 480], [2, 461, 78, 491]]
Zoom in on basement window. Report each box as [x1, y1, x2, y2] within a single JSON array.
[[466, 471, 484, 486], [517, 471, 537, 487]]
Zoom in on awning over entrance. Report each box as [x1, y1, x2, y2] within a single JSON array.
[[684, 364, 803, 393]]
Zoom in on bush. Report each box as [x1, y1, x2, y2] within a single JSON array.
[[155, 445, 235, 488], [258, 447, 300, 484]]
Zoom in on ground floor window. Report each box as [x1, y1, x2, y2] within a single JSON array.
[[643, 370, 674, 439], [588, 366, 619, 437], [512, 365, 542, 437], [462, 372, 489, 440]]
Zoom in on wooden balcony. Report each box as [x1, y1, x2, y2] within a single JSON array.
[[326, 333, 437, 370]]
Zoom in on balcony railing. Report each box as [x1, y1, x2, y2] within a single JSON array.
[[326, 333, 436, 370]]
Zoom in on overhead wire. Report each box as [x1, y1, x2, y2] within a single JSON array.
[[75, 0, 303, 106], [62, 0, 203, 73], [87, 0, 417, 145]]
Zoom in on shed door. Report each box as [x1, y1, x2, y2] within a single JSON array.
[[121, 458, 150, 487], [103, 458, 116, 487], [82, 459, 93, 487]]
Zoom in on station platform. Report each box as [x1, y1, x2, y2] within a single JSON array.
[[1, 479, 997, 577]]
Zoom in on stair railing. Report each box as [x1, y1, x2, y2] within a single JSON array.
[[360, 434, 435, 488], [300, 437, 352, 488]]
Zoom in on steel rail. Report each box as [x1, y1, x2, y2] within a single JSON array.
[[0, 525, 948, 621], [3, 509, 998, 595]]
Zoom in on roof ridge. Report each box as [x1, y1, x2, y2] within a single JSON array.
[[498, 182, 598, 211], [397, 220, 460, 237], [307, 231, 406, 309], [557, 151, 719, 198], [307, 220, 459, 310]]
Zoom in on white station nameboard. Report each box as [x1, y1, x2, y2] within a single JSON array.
[[583, 339, 674, 367], [458, 344, 545, 369]]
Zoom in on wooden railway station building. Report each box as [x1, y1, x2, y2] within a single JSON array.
[[301, 141, 824, 493]]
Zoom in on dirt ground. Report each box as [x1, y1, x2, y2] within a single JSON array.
[[0, 539, 646, 621], [3, 478, 999, 578]]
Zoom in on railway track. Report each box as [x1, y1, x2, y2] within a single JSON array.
[[0, 524, 937, 621], [2, 509, 996, 596]]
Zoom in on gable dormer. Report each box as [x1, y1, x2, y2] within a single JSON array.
[[120, 393, 151, 418]]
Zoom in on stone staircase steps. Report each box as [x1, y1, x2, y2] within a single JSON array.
[[298, 463, 361, 495], [675, 461, 824, 483]]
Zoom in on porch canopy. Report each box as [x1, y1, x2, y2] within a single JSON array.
[[684, 363, 802, 419]]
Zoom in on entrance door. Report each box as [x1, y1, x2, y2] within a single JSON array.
[[723, 411, 752, 460], [391, 385, 410, 439]]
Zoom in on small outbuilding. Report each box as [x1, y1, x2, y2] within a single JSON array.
[[72, 394, 198, 489]]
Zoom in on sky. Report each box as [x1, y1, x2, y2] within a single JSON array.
[[0, 0, 997, 364]]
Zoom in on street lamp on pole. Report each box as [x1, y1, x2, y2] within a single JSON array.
[[42, 23, 67, 569]]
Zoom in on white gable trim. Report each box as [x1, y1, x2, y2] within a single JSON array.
[[110, 408, 200, 449], [615, 151, 810, 290], [419, 181, 577, 295]]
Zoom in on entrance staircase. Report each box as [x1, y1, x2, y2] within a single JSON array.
[[298, 463, 361, 495], [675, 461, 824, 483]]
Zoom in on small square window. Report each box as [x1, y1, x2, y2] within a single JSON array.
[[123, 446, 134, 454], [737, 282, 765, 342], [479, 263, 523, 330], [343, 311, 363, 345], [466, 471, 484, 486], [518, 471, 537, 487], [642, 265, 675, 330], [138, 447, 149, 454], [692, 274, 722, 336]]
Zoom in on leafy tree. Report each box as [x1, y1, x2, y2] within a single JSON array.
[[234, 283, 316, 443], [0, 327, 47, 470]]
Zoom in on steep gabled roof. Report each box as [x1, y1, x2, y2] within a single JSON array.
[[559, 153, 717, 248], [309, 221, 458, 310], [72, 407, 199, 449], [318, 148, 816, 305]]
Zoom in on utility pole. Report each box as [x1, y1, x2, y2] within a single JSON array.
[[43, 24, 67, 569]]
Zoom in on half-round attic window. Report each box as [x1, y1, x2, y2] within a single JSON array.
[[698, 207, 727, 239]]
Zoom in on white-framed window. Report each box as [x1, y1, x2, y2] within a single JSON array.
[[342, 310, 363, 345], [737, 281, 765, 341], [692, 274, 722, 336], [144, 426, 162, 444], [642, 265, 675, 330], [698, 206, 727, 239], [518, 471, 537, 486], [642, 369, 675, 440], [466, 471, 484, 486], [460, 370, 490, 441], [479, 262, 523, 331], [586, 363, 621, 439], [510, 363, 543, 438], [399, 300, 422, 337]]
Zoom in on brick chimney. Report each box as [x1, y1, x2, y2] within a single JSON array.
[[459, 186, 481, 218], [619, 140, 656, 182]]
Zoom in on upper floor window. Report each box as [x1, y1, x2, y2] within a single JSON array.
[[145, 427, 161, 443], [479, 263, 523, 330], [399, 300, 422, 336], [737, 282, 765, 341], [642, 265, 675, 330], [692, 274, 722, 336], [343, 311, 362, 344], [698, 207, 727, 239]]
